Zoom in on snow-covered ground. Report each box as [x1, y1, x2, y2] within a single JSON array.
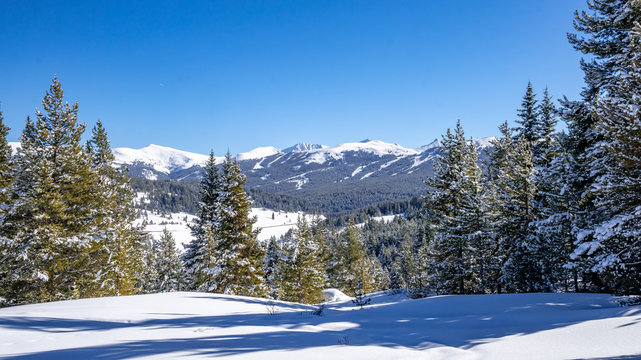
[[135, 208, 320, 250], [1, 292, 640, 359]]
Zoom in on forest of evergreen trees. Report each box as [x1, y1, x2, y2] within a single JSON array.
[[0, 0, 639, 307]]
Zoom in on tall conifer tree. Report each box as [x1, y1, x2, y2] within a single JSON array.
[[2, 77, 100, 304], [183, 151, 222, 291], [213, 152, 266, 297]]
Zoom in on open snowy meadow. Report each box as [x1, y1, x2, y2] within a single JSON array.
[[1, 291, 640, 359]]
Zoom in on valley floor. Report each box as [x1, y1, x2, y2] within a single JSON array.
[[1, 291, 640, 359]]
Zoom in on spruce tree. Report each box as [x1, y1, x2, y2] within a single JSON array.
[[85, 121, 143, 296], [496, 135, 539, 292], [278, 216, 327, 303], [515, 82, 539, 145], [574, 19, 641, 293], [425, 121, 488, 294], [565, 0, 641, 292], [331, 221, 382, 296], [183, 151, 222, 291], [0, 110, 15, 305], [263, 236, 283, 299], [1, 77, 101, 304], [154, 228, 183, 292], [212, 152, 266, 297]]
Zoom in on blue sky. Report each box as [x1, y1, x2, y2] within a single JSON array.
[[0, 0, 587, 154]]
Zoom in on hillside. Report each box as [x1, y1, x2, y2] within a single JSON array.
[[1, 292, 639, 359], [115, 138, 494, 214]]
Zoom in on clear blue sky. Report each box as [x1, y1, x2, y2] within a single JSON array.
[[1, 0, 588, 154]]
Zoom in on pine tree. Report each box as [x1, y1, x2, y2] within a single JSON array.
[[1, 77, 101, 304], [574, 19, 641, 293], [0, 109, 12, 210], [565, 0, 641, 293], [183, 151, 222, 291], [263, 236, 283, 299], [331, 221, 382, 296], [212, 152, 266, 297], [515, 82, 539, 145], [154, 228, 183, 292], [0, 110, 15, 305], [85, 121, 143, 296], [278, 216, 327, 303], [494, 134, 539, 292], [425, 121, 488, 294]]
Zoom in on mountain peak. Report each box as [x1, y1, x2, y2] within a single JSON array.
[[236, 146, 280, 161], [282, 142, 326, 153]]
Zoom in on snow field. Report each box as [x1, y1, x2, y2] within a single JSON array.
[[1, 292, 640, 359], [135, 208, 321, 250]]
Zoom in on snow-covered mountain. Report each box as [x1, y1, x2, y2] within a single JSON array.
[[115, 138, 495, 212], [112, 144, 217, 181]]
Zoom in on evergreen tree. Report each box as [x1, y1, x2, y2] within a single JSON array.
[[0, 110, 15, 305], [278, 216, 327, 303], [212, 152, 266, 297], [263, 236, 283, 299], [515, 82, 539, 145], [331, 221, 383, 296], [574, 19, 641, 293], [1, 77, 101, 304], [183, 151, 222, 291], [0, 109, 12, 210], [425, 121, 489, 294], [564, 0, 641, 292], [86, 121, 143, 296], [494, 134, 539, 292], [154, 228, 183, 292]]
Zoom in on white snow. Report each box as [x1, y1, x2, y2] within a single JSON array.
[[134, 211, 197, 251], [411, 154, 434, 168], [283, 142, 327, 153], [322, 289, 353, 303], [417, 137, 497, 152], [135, 208, 319, 248], [304, 140, 419, 165], [351, 165, 366, 177], [113, 144, 215, 175], [473, 136, 497, 149], [1, 292, 639, 359], [237, 146, 280, 161]]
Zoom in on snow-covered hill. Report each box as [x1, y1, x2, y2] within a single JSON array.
[[1, 291, 639, 359], [115, 138, 495, 212], [113, 138, 495, 183], [112, 144, 218, 181]]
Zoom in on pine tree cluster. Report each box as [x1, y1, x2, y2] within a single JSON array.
[[362, 0, 641, 296], [0, 78, 158, 306]]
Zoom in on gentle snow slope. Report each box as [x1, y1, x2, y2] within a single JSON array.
[[113, 144, 214, 175], [1, 292, 640, 359], [135, 208, 317, 249]]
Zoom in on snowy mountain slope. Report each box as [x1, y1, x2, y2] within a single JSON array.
[[237, 146, 280, 161], [282, 142, 327, 153], [114, 137, 494, 213], [1, 292, 640, 359], [112, 144, 217, 181]]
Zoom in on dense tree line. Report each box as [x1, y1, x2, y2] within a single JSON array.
[[130, 178, 317, 215], [363, 0, 640, 296], [1, 0, 638, 307]]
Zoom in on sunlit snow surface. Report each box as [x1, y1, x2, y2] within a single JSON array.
[[1, 292, 640, 359], [135, 208, 320, 250]]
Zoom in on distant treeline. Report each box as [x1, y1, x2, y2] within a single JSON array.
[[130, 177, 320, 215]]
